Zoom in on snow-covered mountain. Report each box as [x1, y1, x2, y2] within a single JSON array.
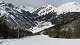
[[33, 2, 80, 15], [19, 5, 35, 13], [56, 2, 80, 14], [30, 2, 80, 36], [38, 5, 56, 16], [29, 2, 80, 33], [32, 7, 45, 15], [1, 1, 80, 31], [0, 1, 55, 36], [33, 5, 57, 16], [1, 1, 80, 38], [0, 1, 36, 30]]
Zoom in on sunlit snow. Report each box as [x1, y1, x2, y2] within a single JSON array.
[[0, 35, 80, 45]]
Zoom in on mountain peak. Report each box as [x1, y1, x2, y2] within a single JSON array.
[[38, 4, 57, 16], [19, 5, 34, 13]]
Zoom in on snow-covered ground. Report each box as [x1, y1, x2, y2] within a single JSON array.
[[1, 35, 80, 45]]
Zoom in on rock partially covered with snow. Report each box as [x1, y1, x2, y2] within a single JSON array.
[[19, 5, 34, 13], [38, 5, 57, 16], [29, 21, 54, 33]]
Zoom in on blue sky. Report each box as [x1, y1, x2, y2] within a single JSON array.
[[0, 0, 80, 8]]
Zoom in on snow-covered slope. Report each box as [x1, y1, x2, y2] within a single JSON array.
[[29, 22, 54, 33], [56, 2, 80, 14], [1, 35, 80, 45]]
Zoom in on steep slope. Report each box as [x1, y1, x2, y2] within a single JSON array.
[[0, 1, 36, 30], [0, 1, 39, 38], [32, 5, 57, 22], [32, 7, 45, 14]]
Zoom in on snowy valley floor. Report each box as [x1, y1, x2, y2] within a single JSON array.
[[0, 35, 80, 45]]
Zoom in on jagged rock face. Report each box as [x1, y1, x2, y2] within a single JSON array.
[[33, 7, 45, 14], [33, 5, 57, 16], [34, 11, 56, 22]]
